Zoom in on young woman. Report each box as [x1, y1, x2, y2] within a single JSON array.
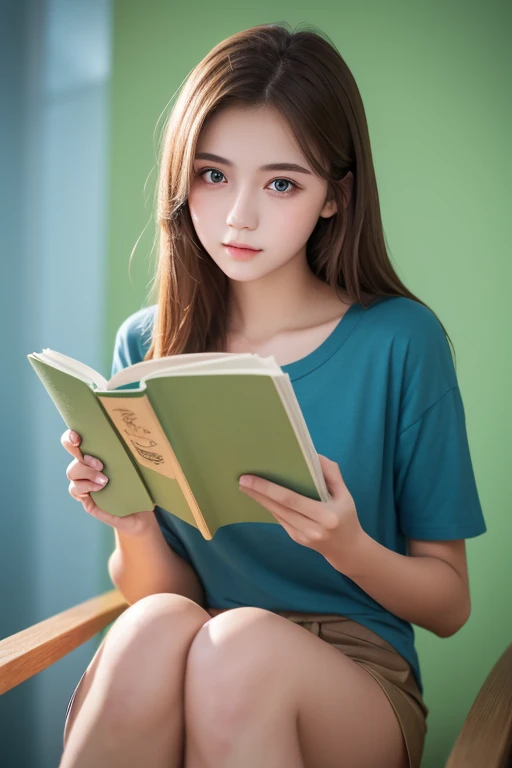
[[59, 22, 486, 768]]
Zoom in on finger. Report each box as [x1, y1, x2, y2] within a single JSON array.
[[75, 477, 108, 494], [80, 493, 114, 523], [239, 475, 320, 517], [269, 508, 308, 546], [240, 485, 324, 539], [83, 454, 103, 471], [67, 457, 105, 482], [245, 491, 312, 547], [69, 482, 89, 501], [72, 490, 114, 525], [80, 493, 139, 533], [61, 429, 84, 462], [243, 488, 306, 539], [69, 477, 108, 498]]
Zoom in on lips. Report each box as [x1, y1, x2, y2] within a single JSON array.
[[224, 242, 261, 251], [223, 243, 261, 261]]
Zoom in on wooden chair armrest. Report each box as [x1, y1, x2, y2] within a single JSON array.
[[0, 589, 128, 695], [445, 641, 512, 768]]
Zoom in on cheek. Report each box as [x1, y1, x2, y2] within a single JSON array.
[[271, 199, 322, 244], [187, 189, 219, 237]]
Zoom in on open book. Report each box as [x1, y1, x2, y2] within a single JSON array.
[[27, 349, 331, 539]]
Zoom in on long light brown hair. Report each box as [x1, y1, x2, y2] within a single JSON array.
[[142, 22, 455, 366]]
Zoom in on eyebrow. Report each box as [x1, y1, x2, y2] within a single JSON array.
[[194, 152, 312, 175]]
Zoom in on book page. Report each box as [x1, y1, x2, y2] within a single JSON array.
[[30, 348, 282, 391], [107, 352, 281, 389], [274, 377, 331, 502], [29, 350, 107, 389], [107, 352, 251, 390]]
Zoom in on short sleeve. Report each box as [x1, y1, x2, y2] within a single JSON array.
[[394, 386, 486, 540], [395, 304, 458, 434]]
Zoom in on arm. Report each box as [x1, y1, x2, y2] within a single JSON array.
[[337, 535, 471, 638], [238, 457, 474, 639], [108, 512, 206, 607]]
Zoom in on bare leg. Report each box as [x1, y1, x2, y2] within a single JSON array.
[[59, 593, 211, 768], [184, 608, 304, 768], [183, 608, 408, 768], [186, 690, 303, 768]]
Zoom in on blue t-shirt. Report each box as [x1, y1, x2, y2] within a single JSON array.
[[111, 296, 486, 693]]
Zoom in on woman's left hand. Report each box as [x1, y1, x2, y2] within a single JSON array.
[[238, 454, 365, 571]]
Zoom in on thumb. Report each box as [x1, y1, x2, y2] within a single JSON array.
[[317, 454, 345, 498]]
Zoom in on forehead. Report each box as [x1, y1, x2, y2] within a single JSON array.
[[196, 105, 310, 169]]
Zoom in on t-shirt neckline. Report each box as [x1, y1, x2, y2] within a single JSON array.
[[280, 296, 387, 381]]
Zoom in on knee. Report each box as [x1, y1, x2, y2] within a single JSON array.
[[106, 593, 207, 649], [104, 592, 209, 665], [184, 607, 279, 728], [95, 594, 209, 725]]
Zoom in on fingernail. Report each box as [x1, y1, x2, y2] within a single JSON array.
[[84, 455, 101, 470], [69, 431, 79, 445]]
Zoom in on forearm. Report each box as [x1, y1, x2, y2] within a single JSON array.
[[109, 513, 206, 607], [331, 531, 470, 637]]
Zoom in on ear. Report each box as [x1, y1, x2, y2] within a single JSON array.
[[319, 170, 354, 218], [319, 197, 337, 219]]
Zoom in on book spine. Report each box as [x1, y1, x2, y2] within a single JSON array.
[[97, 393, 212, 539]]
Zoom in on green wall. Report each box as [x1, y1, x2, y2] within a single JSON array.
[[104, 2, 511, 765]]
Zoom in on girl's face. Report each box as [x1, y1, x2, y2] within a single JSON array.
[[187, 105, 338, 283]]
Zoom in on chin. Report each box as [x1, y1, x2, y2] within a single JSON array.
[[224, 267, 263, 281]]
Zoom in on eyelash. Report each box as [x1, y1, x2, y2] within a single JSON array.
[[196, 167, 299, 197]]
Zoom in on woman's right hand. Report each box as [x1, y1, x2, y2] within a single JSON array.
[[62, 428, 156, 537]]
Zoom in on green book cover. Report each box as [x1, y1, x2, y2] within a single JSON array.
[[27, 350, 330, 539]]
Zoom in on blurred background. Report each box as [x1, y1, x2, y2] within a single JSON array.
[[0, 1, 510, 766]]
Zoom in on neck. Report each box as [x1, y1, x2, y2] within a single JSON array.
[[226, 257, 349, 344]]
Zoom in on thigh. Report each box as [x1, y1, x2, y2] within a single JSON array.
[[63, 593, 211, 750], [63, 631, 109, 749], [189, 607, 408, 768], [279, 612, 428, 768]]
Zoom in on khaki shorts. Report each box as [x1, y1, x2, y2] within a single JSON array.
[[271, 610, 428, 768], [64, 607, 428, 768]]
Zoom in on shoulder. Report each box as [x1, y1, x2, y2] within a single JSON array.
[[367, 296, 446, 341], [368, 296, 453, 364], [369, 297, 458, 426], [113, 304, 157, 368], [116, 304, 157, 343]]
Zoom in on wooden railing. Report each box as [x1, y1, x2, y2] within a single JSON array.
[[0, 591, 510, 767], [0, 589, 128, 695]]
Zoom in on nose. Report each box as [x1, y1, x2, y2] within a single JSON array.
[[226, 186, 258, 231]]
